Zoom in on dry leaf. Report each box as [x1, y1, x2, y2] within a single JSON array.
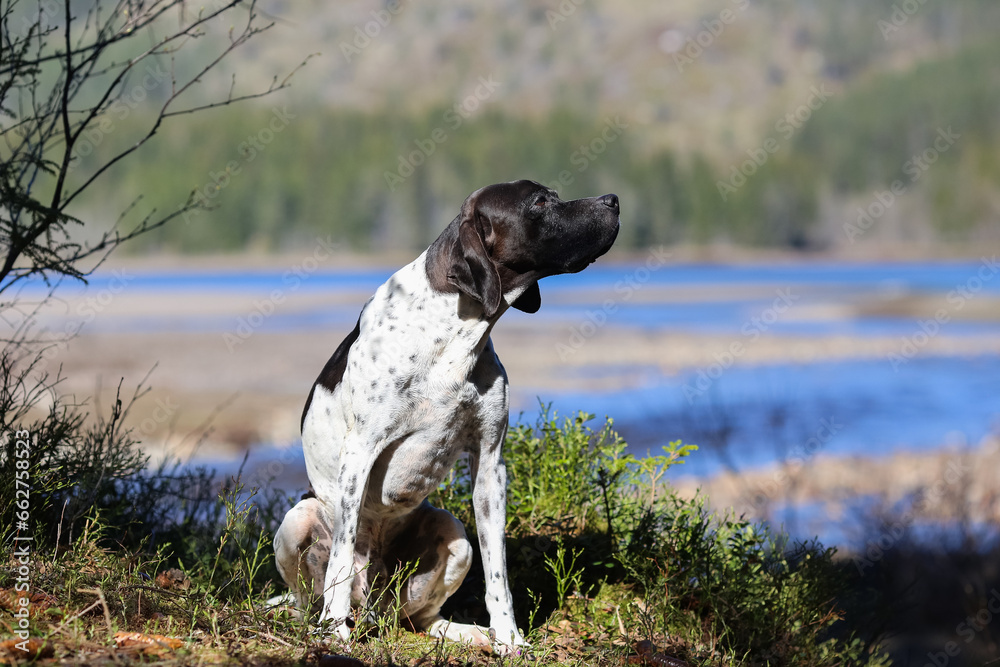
[[113, 631, 183, 654], [0, 637, 53, 661], [0, 590, 57, 615], [630, 640, 690, 667], [155, 568, 191, 591]]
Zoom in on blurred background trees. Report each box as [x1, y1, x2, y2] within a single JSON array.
[[54, 0, 1000, 255]]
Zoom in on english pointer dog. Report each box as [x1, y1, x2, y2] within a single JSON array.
[[274, 179, 620, 652]]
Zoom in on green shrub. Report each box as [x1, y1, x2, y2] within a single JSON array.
[[432, 407, 890, 666], [0, 344, 289, 600]]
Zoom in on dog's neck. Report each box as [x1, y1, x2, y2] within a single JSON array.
[[381, 251, 507, 363]]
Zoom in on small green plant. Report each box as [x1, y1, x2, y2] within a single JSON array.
[[504, 406, 643, 537], [543, 541, 586, 617], [205, 480, 277, 606], [431, 404, 697, 542]]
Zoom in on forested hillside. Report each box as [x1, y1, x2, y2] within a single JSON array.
[[58, 0, 1000, 252]]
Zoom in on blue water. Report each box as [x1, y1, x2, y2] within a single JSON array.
[[42, 258, 993, 293], [21, 259, 1000, 339], [533, 355, 1000, 477], [527, 300, 999, 337], [769, 496, 1000, 550], [23, 259, 1000, 482]]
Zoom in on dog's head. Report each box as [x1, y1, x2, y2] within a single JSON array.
[[428, 180, 620, 318]]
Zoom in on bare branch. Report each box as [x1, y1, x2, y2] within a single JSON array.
[[62, 4, 276, 206], [0, 0, 305, 293], [0, 0, 246, 78]]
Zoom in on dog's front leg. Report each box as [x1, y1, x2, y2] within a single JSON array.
[[471, 440, 527, 653], [315, 446, 371, 643]]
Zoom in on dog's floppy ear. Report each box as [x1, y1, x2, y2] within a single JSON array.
[[511, 282, 541, 313], [448, 201, 502, 318]]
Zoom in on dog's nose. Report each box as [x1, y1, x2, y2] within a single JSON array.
[[599, 193, 619, 214]]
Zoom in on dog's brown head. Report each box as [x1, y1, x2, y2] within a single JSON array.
[[427, 180, 620, 318]]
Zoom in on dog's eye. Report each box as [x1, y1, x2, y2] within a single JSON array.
[[533, 197, 547, 207]]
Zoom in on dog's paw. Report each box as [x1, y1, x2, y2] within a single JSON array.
[[315, 611, 354, 645], [426, 619, 492, 648], [333, 623, 350, 642], [490, 629, 531, 658], [331, 618, 353, 644], [493, 639, 532, 659]]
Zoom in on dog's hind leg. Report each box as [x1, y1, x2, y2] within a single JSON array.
[[384, 502, 492, 648], [273, 497, 332, 615]]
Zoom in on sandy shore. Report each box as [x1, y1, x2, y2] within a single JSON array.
[[672, 434, 1000, 529]]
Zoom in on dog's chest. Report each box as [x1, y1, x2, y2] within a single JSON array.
[[307, 255, 507, 510], [355, 311, 503, 508], [366, 390, 487, 509]]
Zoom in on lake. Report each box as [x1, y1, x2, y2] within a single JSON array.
[[19, 257, 1000, 484]]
